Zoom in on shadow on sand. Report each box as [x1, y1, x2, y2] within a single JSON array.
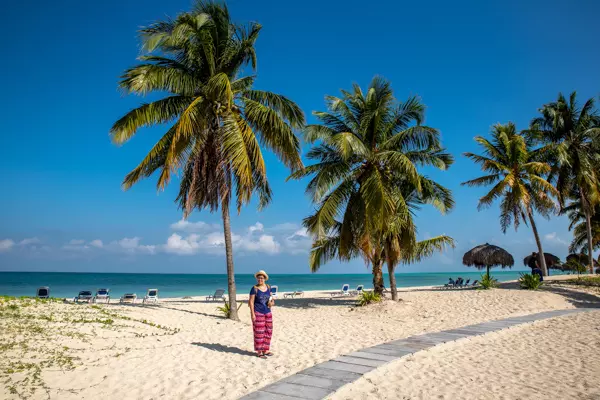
[[542, 285, 600, 309], [191, 342, 256, 357], [276, 296, 365, 309], [157, 305, 226, 320]]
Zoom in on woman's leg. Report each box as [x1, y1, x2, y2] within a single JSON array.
[[263, 312, 273, 353], [253, 312, 266, 353]]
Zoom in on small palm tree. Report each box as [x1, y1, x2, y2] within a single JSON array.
[[382, 180, 455, 300], [565, 202, 600, 254], [289, 77, 453, 295], [110, 1, 304, 320], [463, 123, 558, 276], [531, 92, 600, 273]]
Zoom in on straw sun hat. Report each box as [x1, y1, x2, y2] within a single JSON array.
[[254, 270, 269, 281]]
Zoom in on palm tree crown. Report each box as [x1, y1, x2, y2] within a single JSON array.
[[463, 123, 557, 231], [463, 122, 557, 276], [111, 1, 304, 211], [531, 92, 600, 209]]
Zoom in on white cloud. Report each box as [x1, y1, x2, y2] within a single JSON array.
[[164, 233, 204, 255], [5, 221, 308, 258], [19, 237, 40, 246], [544, 232, 569, 246], [114, 237, 156, 255], [236, 234, 280, 254], [62, 239, 90, 252], [248, 222, 264, 234], [170, 219, 219, 233], [89, 239, 103, 248], [164, 226, 281, 256], [0, 239, 15, 252], [283, 228, 312, 254]]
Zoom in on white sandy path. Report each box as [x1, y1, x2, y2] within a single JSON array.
[[331, 310, 600, 400], [2, 277, 596, 400]]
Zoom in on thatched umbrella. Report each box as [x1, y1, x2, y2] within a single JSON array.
[[463, 243, 514, 277], [523, 252, 562, 272], [566, 253, 599, 269], [560, 253, 599, 274]]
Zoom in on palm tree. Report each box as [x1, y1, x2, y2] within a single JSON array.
[[289, 77, 454, 296], [110, 1, 304, 320], [381, 179, 455, 300], [463, 122, 558, 276], [565, 202, 600, 255], [531, 92, 600, 273]]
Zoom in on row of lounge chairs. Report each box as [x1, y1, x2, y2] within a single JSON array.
[[37, 286, 306, 303], [118, 289, 158, 304], [331, 284, 365, 298], [204, 286, 305, 301], [441, 278, 479, 289], [35, 287, 159, 304]]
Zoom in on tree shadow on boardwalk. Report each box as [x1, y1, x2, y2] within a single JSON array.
[[191, 342, 256, 356]]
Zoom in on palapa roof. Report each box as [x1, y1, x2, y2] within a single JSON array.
[[566, 253, 599, 267], [462, 243, 514, 269], [523, 253, 562, 269]]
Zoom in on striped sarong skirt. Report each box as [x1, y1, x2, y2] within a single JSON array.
[[253, 312, 273, 352]]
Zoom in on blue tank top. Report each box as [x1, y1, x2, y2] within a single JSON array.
[[250, 285, 271, 314]]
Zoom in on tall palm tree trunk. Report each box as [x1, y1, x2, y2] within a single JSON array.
[[585, 210, 595, 274], [372, 259, 384, 296], [221, 200, 239, 321], [527, 211, 548, 276], [383, 244, 399, 301], [580, 190, 595, 274], [385, 254, 398, 301]]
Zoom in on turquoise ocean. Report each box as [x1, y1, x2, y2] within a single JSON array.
[[0, 270, 541, 298]]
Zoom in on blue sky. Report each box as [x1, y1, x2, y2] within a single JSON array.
[[1, 0, 599, 274]]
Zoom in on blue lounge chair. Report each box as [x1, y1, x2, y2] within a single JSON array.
[[206, 289, 226, 301], [37, 287, 50, 299], [93, 288, 110, 303], [331, 284, 351, 298]]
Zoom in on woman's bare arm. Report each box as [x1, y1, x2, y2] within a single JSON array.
[[249, 294, 256, 320]]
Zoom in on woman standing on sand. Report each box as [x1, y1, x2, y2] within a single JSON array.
[[249, 270, 274, 359]]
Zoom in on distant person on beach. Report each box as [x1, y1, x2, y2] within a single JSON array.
[[528, 253, 544, 281], [248, 270, 275, 359]]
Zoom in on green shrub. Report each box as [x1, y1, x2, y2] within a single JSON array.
[[216, 302, 231, 318], [357, 291, 382, 307], [553, 276, 600, 287], [519, 273, 542, 290], [478, 273, 498, 290], [565, 260, 588, 276]]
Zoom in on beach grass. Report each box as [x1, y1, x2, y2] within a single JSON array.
[[0, 297, 179, 399]]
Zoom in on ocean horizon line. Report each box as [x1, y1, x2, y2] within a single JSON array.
[[0, 270, 530, 276]]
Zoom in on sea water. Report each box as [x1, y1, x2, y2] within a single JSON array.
[[0, 270, 540, 298]]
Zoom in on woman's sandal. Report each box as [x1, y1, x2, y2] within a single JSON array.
[[257, 353, 267, 359], [264, 352, 274, 357]]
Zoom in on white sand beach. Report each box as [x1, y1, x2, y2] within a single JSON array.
[[1, 275, 599, 400], [332, 310, 600, 400]]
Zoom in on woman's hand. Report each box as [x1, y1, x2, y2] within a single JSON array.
[[251, 313, 256, 322]]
